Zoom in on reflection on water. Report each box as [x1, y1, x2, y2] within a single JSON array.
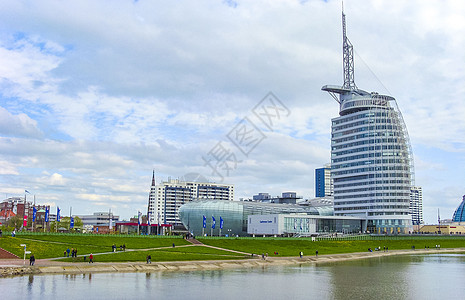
[[1, 254, 464, 300]]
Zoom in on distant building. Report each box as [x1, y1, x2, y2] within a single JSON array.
[[253, 193, 271, 201], [115, 221, 171, 235], [315, 165, 333, 197], [147, 172, 234, 229], [252, 192, 302, 204], [0, 197, 49, 227], [76, 212, 119, 227], [419, 224, 465, 235], [410, 186, 424, 225], [178, 199, 334, 237], [0, 197, 33, 221]]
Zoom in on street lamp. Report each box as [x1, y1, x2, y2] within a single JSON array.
[[20, 244, 31, 265], [227, 229, 232, 237]]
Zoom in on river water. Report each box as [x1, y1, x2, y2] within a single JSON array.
[[1, 254, 464, 299]]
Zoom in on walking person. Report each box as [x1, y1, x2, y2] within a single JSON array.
[[89, 253, 94, 263], [316, 250, 318, 257], [66, 247, 70, 257], [146, 255, 151, 264], [29, 254, 35, 266]]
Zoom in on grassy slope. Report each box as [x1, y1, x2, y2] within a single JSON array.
[[1, 235, 465, 262], [0, 236, 109, 258], [0, 235, 189, 259], [59, 246, 248, 263], [198, 237, 465, 256]]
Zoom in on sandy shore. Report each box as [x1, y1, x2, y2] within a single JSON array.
[[1, 248, 464, 278]]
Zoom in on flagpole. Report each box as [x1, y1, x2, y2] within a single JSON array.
[[137, 211, 140, 235], [147, 212, 151, 235], [31, 206, 34, 232]]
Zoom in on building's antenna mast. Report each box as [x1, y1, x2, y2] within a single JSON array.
[[342, 5, 356, 90]]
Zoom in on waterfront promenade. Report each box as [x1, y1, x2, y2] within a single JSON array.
[[2, 247, 464, 277]]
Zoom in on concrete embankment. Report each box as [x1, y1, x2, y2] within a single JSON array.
[[1, 248, 464, 278]]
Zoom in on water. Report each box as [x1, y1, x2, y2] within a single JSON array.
[[1, 254, 464, 299]]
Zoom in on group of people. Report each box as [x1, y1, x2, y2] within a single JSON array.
[[368, 246, 389, 252], [64, 248, 78, 258], [112, 244, 126, 252]]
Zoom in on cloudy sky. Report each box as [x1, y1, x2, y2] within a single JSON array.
[[0, 0, 463, 223]]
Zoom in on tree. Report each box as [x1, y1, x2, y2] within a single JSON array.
[[57, 216, 83, 232], [8, 216, 23, 229]]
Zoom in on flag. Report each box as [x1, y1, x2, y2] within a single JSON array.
[[45, 207, 49, 223], [32, 207, 37, 222], [138, 211, 142, 225], [23, 215, 28, 227], [300, 218, 303, 230], [57, 207, 61, 222], [220, 217, 224, 229], [212, 216, 216, 229], [203, 215, 206, 228], [147, 212, 151, 226], [25, 190, 30, 194], [294, 218, 297, 230], [109, 213, 113, 230], [70, 217, 74, 228]]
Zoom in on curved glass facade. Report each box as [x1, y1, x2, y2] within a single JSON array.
[[331, 92, 413, 234], [178, 200, 332, 237], [452, 195, 465, 222]]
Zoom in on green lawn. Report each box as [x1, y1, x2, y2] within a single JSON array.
[[198, 237, 465, 257], [1, 234, 464, 262], [0, 236, 109, 259], [11, 234, 189, 249], [0, 235, 189, 259]]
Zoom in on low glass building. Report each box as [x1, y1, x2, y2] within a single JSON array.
[[178, 200, 333, 237], [248, 214, 364, 236]]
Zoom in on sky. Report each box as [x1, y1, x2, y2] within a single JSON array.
[[0, 0, 464, 223]]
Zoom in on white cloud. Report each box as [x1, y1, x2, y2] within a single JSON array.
[[0, 0, 463, 222], [0, 106, 43, 138]]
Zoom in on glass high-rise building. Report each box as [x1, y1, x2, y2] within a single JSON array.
[[315, 165, 333, 197], [322, 10, 414, 234]]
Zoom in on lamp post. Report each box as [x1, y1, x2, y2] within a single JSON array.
[[20, 244, 31, 265], [227, 229, 232, 237]]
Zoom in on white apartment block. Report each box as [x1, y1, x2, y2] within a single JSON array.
[[147, 173, 234, 228], [410, 186, 423, 225]]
